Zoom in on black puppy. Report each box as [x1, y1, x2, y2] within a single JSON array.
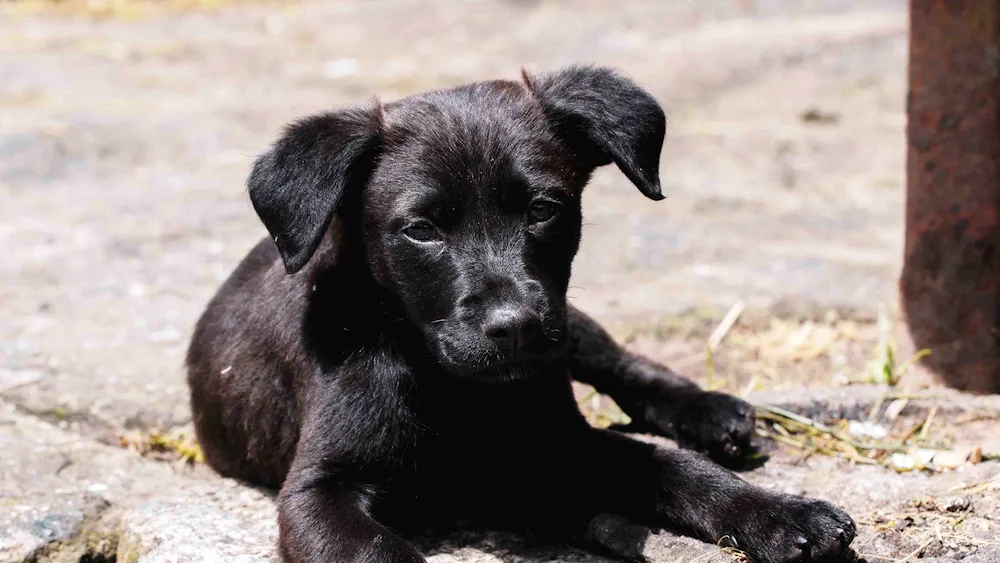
[[186, 66, 855, 563]]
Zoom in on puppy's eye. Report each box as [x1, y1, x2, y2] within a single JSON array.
[[403, 221, 440, 243], [528, 200, 559, 223]]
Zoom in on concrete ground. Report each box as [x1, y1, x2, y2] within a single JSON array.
[[2, 0, 998, 561]]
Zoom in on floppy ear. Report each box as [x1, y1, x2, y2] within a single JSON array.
[[526, 65, 666, 200], [248, 108, 380, 274]]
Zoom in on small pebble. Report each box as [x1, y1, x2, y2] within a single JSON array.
[[936, 495, 971, 513], [913, 448, 936, 466], [890, 452, 915, 471], [932, 450, 968, 469], [894, 516, 915, 531], [849, 420, 888, 440]]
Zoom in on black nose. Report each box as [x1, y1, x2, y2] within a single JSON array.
[[482, 307, 542, 350]]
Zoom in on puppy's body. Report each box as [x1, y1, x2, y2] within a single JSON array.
[[187, 67, 856, 563]]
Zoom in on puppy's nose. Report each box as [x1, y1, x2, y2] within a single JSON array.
[[482, 307, 542, 350]]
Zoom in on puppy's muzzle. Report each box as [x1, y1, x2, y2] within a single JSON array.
[[481, 306, 543, 351]]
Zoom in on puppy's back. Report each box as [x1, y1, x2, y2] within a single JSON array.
[[186, 238, 307, 487]]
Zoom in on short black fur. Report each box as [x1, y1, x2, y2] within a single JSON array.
[[187, 65, 856, 563]]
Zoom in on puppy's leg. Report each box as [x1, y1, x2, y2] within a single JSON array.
[[567, 305, 754, 465], [278, 476, 423, 563], [278, 447, 424, 563], [276, 349, 425, 563], [559, 429, 855, 563]]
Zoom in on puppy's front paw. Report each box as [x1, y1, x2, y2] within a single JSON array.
[[671, 391, 754, 466], [727, 495, 856, 563]]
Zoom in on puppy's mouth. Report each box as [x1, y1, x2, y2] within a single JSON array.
[[435, 339, 565, 383]]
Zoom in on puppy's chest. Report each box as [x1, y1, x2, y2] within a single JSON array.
[[375, 377, 580, 522], [414, 371, 570, 432], [405, 372, 579, 466], [341, 367, 578, 497]]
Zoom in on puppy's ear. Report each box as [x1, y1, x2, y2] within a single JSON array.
[[526, 65, 666, 200], [248, 108, 380, 274]]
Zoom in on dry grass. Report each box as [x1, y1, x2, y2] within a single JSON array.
[[753, 401, 993, 472], [118, 425, 204, 464], [721, 314, 878, 392], [733, 317, 867, 363], [717, 537, 752, 563], [614, 298, 946, 405], [617, 306, 883, 395]]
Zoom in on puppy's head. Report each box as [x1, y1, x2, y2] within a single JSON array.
[[248, 66, 666, 381]]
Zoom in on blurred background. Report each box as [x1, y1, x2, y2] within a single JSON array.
[[3, 1, 999, 562]]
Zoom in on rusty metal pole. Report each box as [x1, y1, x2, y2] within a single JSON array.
[[899, 0, 1000, 393]]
